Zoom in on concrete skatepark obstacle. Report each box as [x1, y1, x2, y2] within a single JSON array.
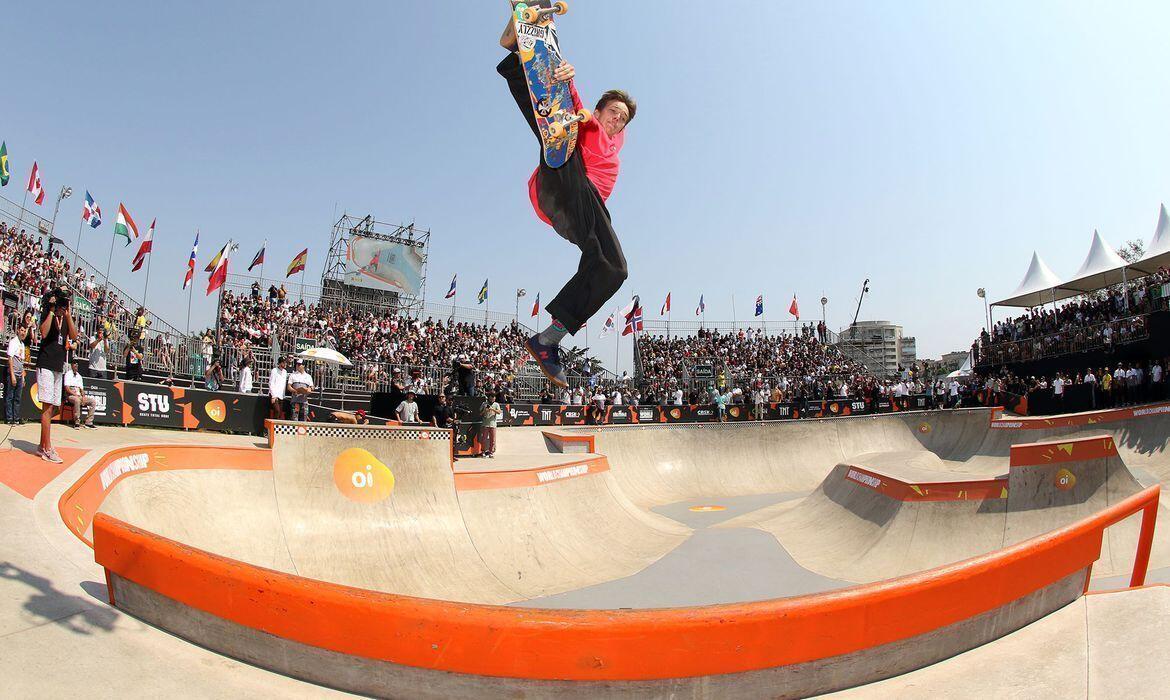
[[48, 409, 1170, 696]]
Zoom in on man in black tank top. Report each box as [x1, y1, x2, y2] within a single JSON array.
[[35, 286, 78, 464]]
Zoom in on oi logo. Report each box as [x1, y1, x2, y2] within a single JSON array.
[[332, 448, 395, 503]]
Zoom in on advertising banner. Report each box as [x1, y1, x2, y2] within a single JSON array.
[[344, 235, 424, 295]]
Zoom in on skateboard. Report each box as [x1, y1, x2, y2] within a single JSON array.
[[509, 0, 591, 168]]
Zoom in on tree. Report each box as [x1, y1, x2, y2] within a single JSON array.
[[1118, 239, 1145, 264]]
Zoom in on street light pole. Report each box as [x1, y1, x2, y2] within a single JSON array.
[[977, 288, 990, 332], [515, 288, 526, 323], [49, 185, 73, 259], [820, 295, 828, 342]]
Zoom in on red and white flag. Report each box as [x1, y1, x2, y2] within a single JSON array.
[[207, 242, 231, 295], [26, 162, 45, 205], [788, 294, 800, 320], [530, 292, 540, 317], [131, 219, 155, 272], [183, 232, 199, 290], [660, 292, 671, 316]]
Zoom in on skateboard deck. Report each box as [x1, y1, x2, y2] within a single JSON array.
[[509, 0, 590, 168]]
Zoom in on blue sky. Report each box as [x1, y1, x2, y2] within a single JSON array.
[[3, 1, 1169, 369]]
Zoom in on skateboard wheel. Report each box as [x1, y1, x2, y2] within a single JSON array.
[[547, 122, 566, 139], [554, 1, 569, 14], [576, 108, 591, 123], [521, 7, 540, 23]]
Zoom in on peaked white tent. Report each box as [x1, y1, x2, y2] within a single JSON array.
[[993, 251, 1063, 308], [1128, 203, 1170, 275], [1051, 229, 1130, 301]]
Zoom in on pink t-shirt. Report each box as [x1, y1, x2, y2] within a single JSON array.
[[528, 83, 624, 225]]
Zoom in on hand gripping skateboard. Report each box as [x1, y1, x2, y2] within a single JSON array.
[[509, 0, 592, 168]]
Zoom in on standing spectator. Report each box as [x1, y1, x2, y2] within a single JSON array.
[[88, 328, 109, 380], [205, 356, 225, 391], [237, 357, 254, 394], [63, 360, 96, 429], [1101, 367, 1114, 408], [1152, 360, 1164, 402], [158, 340, 175, 385], [453, 353, 476, 396], [6, 318, 29, 425], [431, 392, 455, 429], [36, 287, 78, 464], [269, 356, 289, 420], [287, 359, 314, 421], [948, 379, 961, 408], [479, 391, 501, 458], [396, 390, 421, 425], [1084, 367, 1098, 409], [123, 342, 144, 382]]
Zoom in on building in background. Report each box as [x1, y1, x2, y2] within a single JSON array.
[[842, 321, 916, 377]]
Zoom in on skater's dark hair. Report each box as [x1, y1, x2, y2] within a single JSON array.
[[596, 90, 636, 123]]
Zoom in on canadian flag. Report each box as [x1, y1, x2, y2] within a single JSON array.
[[789, 294, 800, 320], [661, 292, 671, 316], [27, 162, 45, 205]]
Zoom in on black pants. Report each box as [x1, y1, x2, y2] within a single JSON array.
[[497, 53, 627, 334]]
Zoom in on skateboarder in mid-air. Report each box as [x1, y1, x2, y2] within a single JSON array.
[[498, 16, 636, 388]]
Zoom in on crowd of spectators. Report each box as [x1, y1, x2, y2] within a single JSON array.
[[217, 287, 532, 396], [976, 358, 1167, 410], [636, 326, 876, 401], [974, 270, 1170, 367]]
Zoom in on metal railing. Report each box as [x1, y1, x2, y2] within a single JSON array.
[[975, 314, 1151, 367]]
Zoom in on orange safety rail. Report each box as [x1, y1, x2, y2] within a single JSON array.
[[93, 484, 1160, 681], [60, 445, 271, 547]]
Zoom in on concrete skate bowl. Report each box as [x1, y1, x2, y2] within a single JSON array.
[[69, 414, 1164, 698]]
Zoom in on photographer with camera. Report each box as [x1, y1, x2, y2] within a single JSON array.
[[36, 286, 78, 463]]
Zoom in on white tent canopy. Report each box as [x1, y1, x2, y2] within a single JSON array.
[[1128, 203, 1170, 275], [1050, 229, 1130, 302], [994, 251, 1063, 308], [993, 204, 1169, 308]]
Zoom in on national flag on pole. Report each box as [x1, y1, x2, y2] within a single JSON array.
[[207, 242, 231, 295], [204, 242, 228, 272], [788, 294, 800, 320], [248, 243, 266, 271], [531, 293, 540, 317], [82, 191, 102, 228], [131, 218, 155, 272], [113, 203, 138, 246], [286, 248, 308, 277], [661, 292, 671, 316], [0, 142, 9, 186], [26, 162, 45, 205], [600, 311, 617, 339], [755, 294, 764, 317], [622, 297, 643, 336], [445, 274, 457, 299], [477, 279, 489, 304], [183, 232, 199, 290], [696, 294, 705, 316]]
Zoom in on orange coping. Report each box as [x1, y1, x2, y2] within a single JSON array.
[[1009, 435, 1117, 467], [59, 445, 271, 547], [453, 455, 610, 491], [843, 465, 1008, 502], [991, 402, 1170, 430], [92, 484, 1160, 681]]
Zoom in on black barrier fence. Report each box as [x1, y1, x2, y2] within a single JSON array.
[[12, 374, 943, 439]]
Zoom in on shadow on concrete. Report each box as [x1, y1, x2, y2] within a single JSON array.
[[0, 562, 117, 635]]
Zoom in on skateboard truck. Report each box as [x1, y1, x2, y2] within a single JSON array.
[[518, 1, 568, 24], [546, 108, 591, 140]]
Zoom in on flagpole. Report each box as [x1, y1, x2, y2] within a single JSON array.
[[185, 229, 198, 387], [732, 294, 737, 329], [17, 189, 28, 238], [259, 238, 266, 287], [142, 231, 154, 305], [72, 217, 85, 275], [103, 226, 117, 299]]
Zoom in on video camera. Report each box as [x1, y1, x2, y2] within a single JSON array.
[[41, 285, 72, 315]]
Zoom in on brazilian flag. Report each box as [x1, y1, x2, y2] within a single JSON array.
[[0, 142, 9, 186], [478, 279, 489, 304]]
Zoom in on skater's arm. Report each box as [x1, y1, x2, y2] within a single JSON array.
[[500, 17, 518, 51], [553, 62, 584, 111]]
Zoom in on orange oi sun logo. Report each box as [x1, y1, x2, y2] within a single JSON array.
[[918, 422, 932, 434], [333, 448, 395, 503], [670, 408, 682, 419], [729, 407, 740, 418], [1055, 468, 1077, 491], [29, 382, 43, 411], [204, 399, 227, 423]]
